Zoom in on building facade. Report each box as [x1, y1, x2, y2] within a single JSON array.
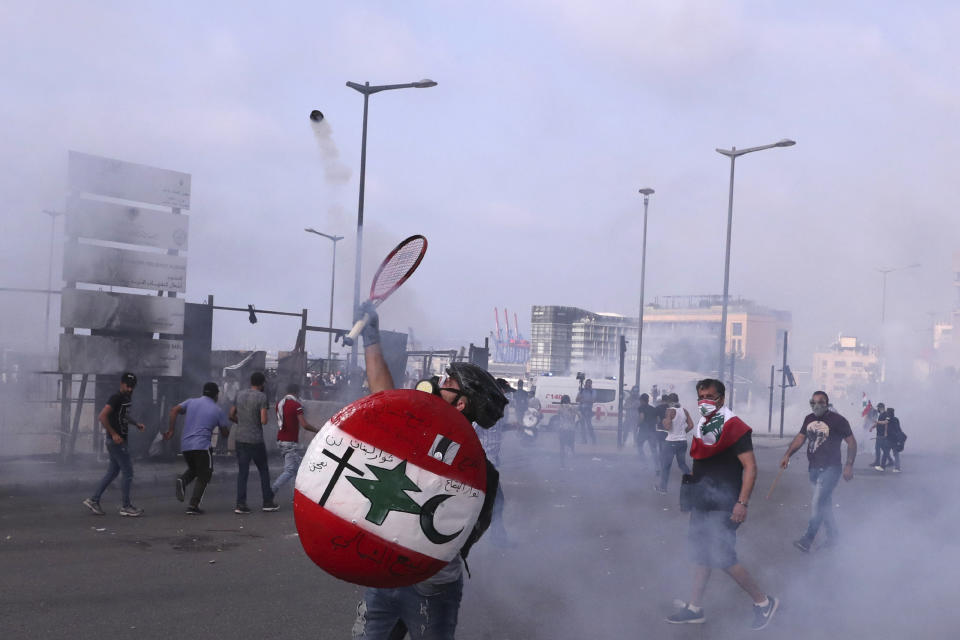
[[811, 335, 880, 397], [530, 296, 791, 378]]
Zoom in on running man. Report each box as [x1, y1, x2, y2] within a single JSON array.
[[164, 382, 233, 515], [270, 383, 319, 499], [83, 372, 145, 517]]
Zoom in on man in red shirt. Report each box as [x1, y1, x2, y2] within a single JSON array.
[[271, 383, 319, 498]]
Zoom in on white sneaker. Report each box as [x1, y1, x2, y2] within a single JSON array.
[[874, 466, 884, 471]]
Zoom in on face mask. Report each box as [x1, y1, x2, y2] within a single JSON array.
[[811, 403, 828, 417], [698, 400, 718, 417]]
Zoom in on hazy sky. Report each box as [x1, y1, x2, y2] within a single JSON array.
[[2, 1, 958, 366]]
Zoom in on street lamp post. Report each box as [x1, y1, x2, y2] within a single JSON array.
[[715, 139, 795, 385], [305, 228, 345, 359], [877, 263, 920, 324], [343, 78, 437, 370], [42, 209, 63, 353], [634, 188, 654, 390]]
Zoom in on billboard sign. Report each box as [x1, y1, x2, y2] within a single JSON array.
[[60, 289, 185, 334], [68, 150, 191, 209], [63, 243, 187, 292], [66, 198, 188, 251], [59, 334, 183, 377]]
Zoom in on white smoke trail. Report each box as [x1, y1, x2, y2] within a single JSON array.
[[308, 111, 351, 185]]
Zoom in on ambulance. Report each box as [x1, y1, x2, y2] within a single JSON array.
[[531, 375, 623, 431]]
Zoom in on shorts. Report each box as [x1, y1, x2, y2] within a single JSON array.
[[688, 509, 739, 568]]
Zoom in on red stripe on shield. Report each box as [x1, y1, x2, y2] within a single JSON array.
[[332, 389, 486, 491], [294, 488, 448, 587]]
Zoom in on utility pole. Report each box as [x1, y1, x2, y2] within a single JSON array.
[[617, 335, 626, 449], [767, 364, 775, 433], [778, 331, 789, 438]]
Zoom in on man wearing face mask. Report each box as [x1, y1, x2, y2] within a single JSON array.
[[667, 379, 778, 631], [779, 391, 856, 553], [351, 302, 508, 640]]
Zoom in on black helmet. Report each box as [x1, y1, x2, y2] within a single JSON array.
[[447, 362, 508, 429]]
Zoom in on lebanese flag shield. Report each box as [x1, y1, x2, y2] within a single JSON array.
[[294, 389, 487, 588]]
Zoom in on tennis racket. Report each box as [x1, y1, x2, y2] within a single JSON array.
[[341, 234, 428, 347]]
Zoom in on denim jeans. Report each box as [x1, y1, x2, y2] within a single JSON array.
[[92, 440, 134, 507], [659, 440, 691, 490], [236, 441, 273, 506], [353, 576, 463, 640], [880, 438, 900, 470], [271, 440, 302, 494], [803, 465, 842, 542]]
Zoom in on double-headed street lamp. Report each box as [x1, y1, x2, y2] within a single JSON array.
[[715, 139, 795, 384], [634, 188, 655, 390], [343, 78, 437, 369], [304, 228, 344, 359], [877, 263, 920, 324]]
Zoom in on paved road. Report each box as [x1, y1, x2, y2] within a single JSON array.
[[2, 433, 955, 639]]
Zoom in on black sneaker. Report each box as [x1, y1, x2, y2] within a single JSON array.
[[262, 501, 280, 512], [185, 505, 204, 515], [751, 596, 779, 630], [666, 603, 705, 624], [793, 538, 811, 553], [83, 498, 105, 516], [234, 504, 251, 514], [175, 477, 185, 502], [119, 505, 144, 517]]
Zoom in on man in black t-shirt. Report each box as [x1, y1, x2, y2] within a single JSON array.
[[666, 379, 778, 631], [83, 372, 146, 517], [634, 393, 659, 468], [780, 391, 856, 552]]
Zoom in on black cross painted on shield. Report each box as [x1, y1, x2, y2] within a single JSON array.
[[318, 448, 365, 506]]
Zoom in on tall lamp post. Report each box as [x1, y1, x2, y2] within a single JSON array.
[[304, 228, 344, 359], [344, 78, 437, 369], [634, 188, 655, 390], [715, 138, 795, 384], [42, 209, 63, 353], [877, 263, 920, 324]]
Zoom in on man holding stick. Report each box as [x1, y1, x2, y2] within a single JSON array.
[[779, 390, 856, 553]]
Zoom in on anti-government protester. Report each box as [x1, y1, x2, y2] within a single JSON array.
[[164, 382, 233, 515], [779, 391, 856, 552], [83, 372, 146, 517], [666, 379, 779, 631]]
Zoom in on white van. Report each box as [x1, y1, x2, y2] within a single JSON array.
[[531, 376, 623, 430]]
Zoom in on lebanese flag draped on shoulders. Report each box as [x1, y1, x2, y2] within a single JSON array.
[[690, 406, 752, 460]]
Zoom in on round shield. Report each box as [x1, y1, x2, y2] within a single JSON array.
[[293, 389, 487, 588]]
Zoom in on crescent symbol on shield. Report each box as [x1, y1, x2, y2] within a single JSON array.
[[419, 494, 463, 545]]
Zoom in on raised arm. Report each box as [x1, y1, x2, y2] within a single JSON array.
[[357, 302, 394, 393]]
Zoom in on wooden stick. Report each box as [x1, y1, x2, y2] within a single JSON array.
[[766, 467, 786, 500]]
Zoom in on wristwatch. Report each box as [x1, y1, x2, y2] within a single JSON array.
[[737, 500, 749, 507]]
